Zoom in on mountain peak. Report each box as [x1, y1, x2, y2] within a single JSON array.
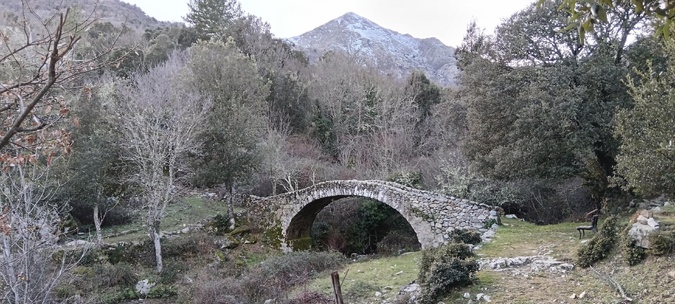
[[331, 12, 380, 29], [340, 12, 362, 19], [290, 12, 458, 87]]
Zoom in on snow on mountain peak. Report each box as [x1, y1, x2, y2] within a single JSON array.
[[290, 12, 458, 86]]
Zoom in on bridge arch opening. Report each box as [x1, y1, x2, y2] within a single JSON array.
[[286, 196, 421, 254]]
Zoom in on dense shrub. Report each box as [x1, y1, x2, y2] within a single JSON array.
[[577, 216, 618, 268], [450, 229, 482, 245], [621, 225, 646, 266], [254, 251, 346, 284], [285, 291, 333, 304], [418, 243, 478, 304], [648, 231, 675, 256], [436, 171, 593, 224], [54, 284, 77, 299], [94, 262, 138, 288], [147, 284, 178, 299], [158, 260, 188, 284], [193, 251, 346, 303], [622, 237, 647, 266], [105, 241, 155, 266], [193, 274, 244, 304], [161, 234, 214, 259], [205, 213, 232, 235]]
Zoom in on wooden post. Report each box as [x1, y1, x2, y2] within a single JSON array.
[[331, 271, 344, 304]]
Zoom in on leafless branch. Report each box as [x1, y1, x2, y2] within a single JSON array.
[[0, 0, 122, 155], [589, 266, 633, 302]]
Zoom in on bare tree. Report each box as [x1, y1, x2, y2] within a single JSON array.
[[0, 162, 83, 303], [106, 53, 211, 273], [259, 124, 318, 194], [0, 1, 119, 158], [308, 53, 420, 177]]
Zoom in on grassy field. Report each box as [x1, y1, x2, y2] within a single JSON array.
[[298, 213, 675, 303], [102, 196, 230, 243], [294, 252, 422, 303]]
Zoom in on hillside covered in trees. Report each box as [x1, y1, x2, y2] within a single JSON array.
[[0, 0, 674, 302]]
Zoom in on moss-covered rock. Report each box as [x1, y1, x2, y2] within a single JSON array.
[[262, 221, 283, 249]]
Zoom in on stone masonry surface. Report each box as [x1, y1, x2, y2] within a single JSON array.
[[249, 180, 497, 252]]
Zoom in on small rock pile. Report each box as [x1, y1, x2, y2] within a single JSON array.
[[397, 283, 422, 303], [629, 195, 672, 210], [479, 255, 574, 275], [628, 209, 661, 248]]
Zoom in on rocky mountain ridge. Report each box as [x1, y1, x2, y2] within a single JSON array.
[[289, 12, 459, 87], [0, 0, 168, 30]]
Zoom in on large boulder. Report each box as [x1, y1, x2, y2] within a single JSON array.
[[628, 210, 661, 248]]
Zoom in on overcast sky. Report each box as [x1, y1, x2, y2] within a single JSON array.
[[120, 0, 537, 47]]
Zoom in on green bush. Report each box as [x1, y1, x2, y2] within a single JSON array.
[[417, 248, 436, 285], [97, 288, 138, 304], [161, 236, 202, 259], [206, 213, 232, 234], [54, 284, 77, 299], [75, 248, 105, 266], [418, 243, 478, 304], [648, 231, 675, 256], [621, 225, 646, 266], [105, 241, 154, 266], [159, 260, 188, 284], [147, 284, 178, 299], [94, 262, 139, 288], [621, 237, 647, 266], [577, 216, 618, 268], [483, 218, 498, 229], [450, 229, 482, 245], [192, 274, 244, 304]]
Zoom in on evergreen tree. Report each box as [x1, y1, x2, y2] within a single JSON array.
[[615, 39, 675, 197], [184, 0, 242, 39], [187, 40, 268, 189], [458, 0, 643, 203]]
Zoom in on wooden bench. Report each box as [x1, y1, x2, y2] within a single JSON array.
[[576, 215, 599, 239]]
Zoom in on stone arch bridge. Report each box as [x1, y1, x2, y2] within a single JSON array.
[[248, 180, 498, 252]]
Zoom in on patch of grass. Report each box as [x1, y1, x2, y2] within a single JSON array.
[[477, 218, 581, 260], [103, 196, 230, 243], [300, 252, 421, 301], [655, 206, 675, 229], [441, 271, 497, 302]]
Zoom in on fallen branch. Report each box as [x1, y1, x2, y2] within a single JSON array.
[[589, 266, 633, 302]]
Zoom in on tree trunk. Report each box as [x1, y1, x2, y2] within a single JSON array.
[[1, 236, 19, 303], [272, 178, 277, 196], [227, 184, 235, 231], [93, 204, 103, 247], [150, 222, 163, 273]]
